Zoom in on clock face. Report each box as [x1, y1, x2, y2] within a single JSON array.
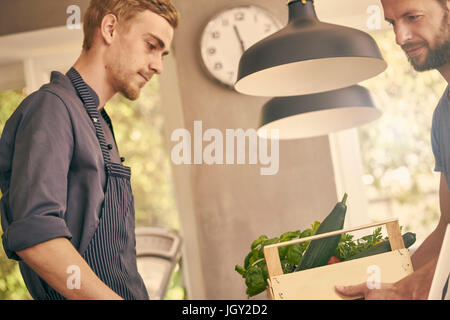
[[200, 6, 282, 89]]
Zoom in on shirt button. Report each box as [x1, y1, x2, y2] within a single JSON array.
[[120, 157, 125, 163], [107, 144, 113, 150]]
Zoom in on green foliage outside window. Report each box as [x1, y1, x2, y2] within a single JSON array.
[[359, 30, 447, 243], [0, 89, 32, 300]]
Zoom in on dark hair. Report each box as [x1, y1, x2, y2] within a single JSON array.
[[437, 0, 448, 9]]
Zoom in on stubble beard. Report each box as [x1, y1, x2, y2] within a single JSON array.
[[116, 72, 141, 101], [108, 59, 141, 101]]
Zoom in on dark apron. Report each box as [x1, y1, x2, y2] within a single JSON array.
[[43, 68, 149, 300]]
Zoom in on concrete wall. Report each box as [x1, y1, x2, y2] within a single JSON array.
[[161, 0, 340, 299]]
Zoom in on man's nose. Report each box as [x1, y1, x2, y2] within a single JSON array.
[[149, 56, 163, 75], [395, 23, 413, 47]]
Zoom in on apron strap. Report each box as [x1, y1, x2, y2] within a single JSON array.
[[66, 67, 112, 165]]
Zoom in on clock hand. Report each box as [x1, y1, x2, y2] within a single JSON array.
[[233, 25, 246, 53]]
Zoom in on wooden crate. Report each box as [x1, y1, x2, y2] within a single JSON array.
[[264, 218, 414, 300]]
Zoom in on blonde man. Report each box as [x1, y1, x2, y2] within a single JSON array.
[[0, 0, 179, 300]]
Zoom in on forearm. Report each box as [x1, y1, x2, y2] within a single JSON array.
[[17, 237, 123, 300], [411, 222, 447, 270], [395, 256, 438, 300]]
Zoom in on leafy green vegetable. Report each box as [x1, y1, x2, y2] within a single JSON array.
[[245, 266, 266, 297], [286, 243, 303, 265], [251, 235, 268, 250], [235, 265, 246, 277], [334, 227, 389, 260], [235, 221, 320, 298]]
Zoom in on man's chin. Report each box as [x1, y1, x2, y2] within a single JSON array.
[[410, 60, 429, 72], [409, 56, 434, 72], [119, 88, 141, 101], [408, 47, 450, 72], [411, 59, 447, 72], [406, 50, 428, 71]]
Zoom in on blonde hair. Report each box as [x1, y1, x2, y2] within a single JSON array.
[[82, 0, 179, 51]]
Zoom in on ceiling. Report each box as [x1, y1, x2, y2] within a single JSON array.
[[0, 0, 390, 65]]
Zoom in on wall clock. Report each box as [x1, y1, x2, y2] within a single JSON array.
[[200, 5, 282, 89]]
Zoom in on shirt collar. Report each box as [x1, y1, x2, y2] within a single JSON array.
[[63, 67, 100, 108]]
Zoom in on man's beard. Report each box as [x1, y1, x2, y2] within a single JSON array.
[[117, 77, 140, 101], [405, 11, 450, 72], [113, 71, 141, 101], [406, 38, 450, 72]]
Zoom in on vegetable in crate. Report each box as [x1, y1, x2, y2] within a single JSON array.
[[334, 226, 389, 261], [234, 221, 320, 297], [327, 256, 341, 265], [345, 232, 416, 261], [244, 265, 266, 297], [295, 193, 348, 271]]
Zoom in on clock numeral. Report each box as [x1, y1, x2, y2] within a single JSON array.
[[235, 12, 245, 21], [228, 71, 234, 80], [264, 24, 272, 33], [207, 47, 216, 55], [214, 62, 223, 71], [222, 19, 229, 26], [212, 31, 220, 39], [254, 14, 258, 23]]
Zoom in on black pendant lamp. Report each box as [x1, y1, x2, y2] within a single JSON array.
[[235, 0, 387, 97], [257, 85, 381, 140]]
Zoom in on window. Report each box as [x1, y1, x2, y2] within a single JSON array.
[[0, 89, 30, 300], [358, 30, 447, 247]]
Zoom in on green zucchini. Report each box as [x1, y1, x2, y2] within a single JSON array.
[[295, 193, 348, 271], [345, 232, 416, 261]]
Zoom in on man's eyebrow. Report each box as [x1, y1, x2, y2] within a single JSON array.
[[401, 10, 421, 18], [385, 11, 422, 24], [144, 32, 170, 55]]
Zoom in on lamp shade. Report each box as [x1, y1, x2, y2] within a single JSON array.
[[235, 0, 387, 97], [258, 85, 381, 140]]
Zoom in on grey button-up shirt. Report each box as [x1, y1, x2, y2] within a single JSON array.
[[0, 70, 122, 298]]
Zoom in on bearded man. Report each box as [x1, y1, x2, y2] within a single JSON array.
[[336, 0, 450, 300]]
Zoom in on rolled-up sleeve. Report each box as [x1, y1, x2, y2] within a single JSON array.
[[2, 90, 73, 260]]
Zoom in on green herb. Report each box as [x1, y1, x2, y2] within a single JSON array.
[[244, 265, 266, 297], [334, 227, 389, 260], [235, 221, 320, 298]]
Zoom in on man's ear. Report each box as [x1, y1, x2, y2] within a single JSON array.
[[100, 13, 119, 46]]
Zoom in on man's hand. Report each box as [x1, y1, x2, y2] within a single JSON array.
[[335, 256, 439, 300], [335, 282, 407, 300]]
